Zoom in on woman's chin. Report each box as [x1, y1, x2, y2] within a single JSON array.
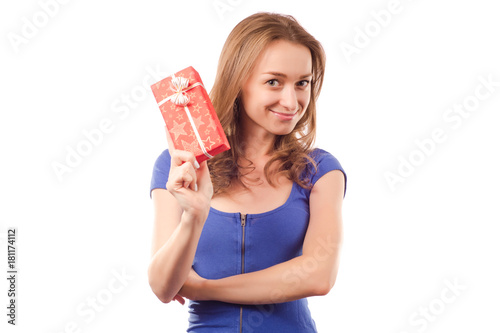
[[270, 126, 296, 136]]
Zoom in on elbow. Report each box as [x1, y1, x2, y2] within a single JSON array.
[[149, 279, 173, 304], [312, 274, 337, 296], [147, 264, 173, 303], [150, 284, 172, 304], [314, 280, 335, 296], [153, 290, 172, 304]]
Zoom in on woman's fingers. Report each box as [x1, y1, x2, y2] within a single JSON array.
[[166, 146, 210, 197], [170, 150, 198, 168], [173, 294, 185, 305], [166, 157, 212, 219], [168, 149, 200, 190], [168, 161, 198, 192]]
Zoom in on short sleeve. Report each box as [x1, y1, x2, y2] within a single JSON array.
[[149, 149, 172, 198], [309, 148, 347, 198]]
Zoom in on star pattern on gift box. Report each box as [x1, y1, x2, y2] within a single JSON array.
[[170, 103, 177, 110], [160, 92, 170, 101], [182, 139, 200, 152], [176, 113, 184, 121], [207, 116, 217, 131], [193, 103, 202, 113], [202, 136, 215, 150], [188, 91, 197, 100], [193, 115, 205, 128], [170, 120, 187, 140]]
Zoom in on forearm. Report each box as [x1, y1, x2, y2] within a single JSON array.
[[201, 254, 337, 305], [148, 212, 205, 303]]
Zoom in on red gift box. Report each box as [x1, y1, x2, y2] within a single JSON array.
[[150, 66, 230, 164]]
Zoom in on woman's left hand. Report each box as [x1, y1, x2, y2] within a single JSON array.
[[172, 294, 186, 305], [178, 268, 207, 301]]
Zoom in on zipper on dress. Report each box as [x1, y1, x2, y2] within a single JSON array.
[[240, 213, 247, 273], [239, 213, 247, 333]]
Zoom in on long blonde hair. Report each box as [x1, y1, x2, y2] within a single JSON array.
[[208, 12, 326, 194]]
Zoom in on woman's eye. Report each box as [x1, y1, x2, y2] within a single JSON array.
[[297, 80, 310, 87], [266, 79, 279, 87]]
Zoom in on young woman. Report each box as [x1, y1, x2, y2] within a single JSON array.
[[148, 12, 347, 332]]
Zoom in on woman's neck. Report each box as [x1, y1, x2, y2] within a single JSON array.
[[240, 127, 276, 161]]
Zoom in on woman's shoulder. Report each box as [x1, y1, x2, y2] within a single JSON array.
[[308, 147, 341, 165], [153, 148, 173, 170], [306, 147, 347, 197], [150, 149, 172, 197], [157, 148, 171, 161]]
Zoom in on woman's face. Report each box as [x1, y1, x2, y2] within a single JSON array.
[[240, 40, 312, 138]]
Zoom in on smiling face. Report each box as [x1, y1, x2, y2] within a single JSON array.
[[239, 39, 313, 139]]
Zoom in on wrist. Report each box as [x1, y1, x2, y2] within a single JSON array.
[[181, 209, 209, 227], [198, 278, 215, 301]]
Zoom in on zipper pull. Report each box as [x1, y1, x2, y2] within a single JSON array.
[[240, 213, 246, 227]]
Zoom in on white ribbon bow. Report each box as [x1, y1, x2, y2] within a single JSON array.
[[169, 76, 191, 106]]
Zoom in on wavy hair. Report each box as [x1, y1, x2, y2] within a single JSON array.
[[208, 12, 326, 195]]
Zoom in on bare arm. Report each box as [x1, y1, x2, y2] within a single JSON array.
[[147, 129, 213, 303], [148, 187, 207, 303], [180, 170, 344, 304]]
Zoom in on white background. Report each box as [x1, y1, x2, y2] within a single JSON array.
[[1, 0, 499, 332]]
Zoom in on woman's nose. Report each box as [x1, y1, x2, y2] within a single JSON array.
[[279, 85, 298, 111]]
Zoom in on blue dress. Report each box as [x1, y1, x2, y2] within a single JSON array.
[[150, 148, 347, 332]]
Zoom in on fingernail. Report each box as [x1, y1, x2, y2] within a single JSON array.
[[194, 160, 200, 169], [195, 184, 198, 192]]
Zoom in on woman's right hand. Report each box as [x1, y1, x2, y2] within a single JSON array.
[[165, 127, 213, 222]]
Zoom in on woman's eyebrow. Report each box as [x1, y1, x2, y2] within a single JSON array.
[[262, 72, 313, 79]]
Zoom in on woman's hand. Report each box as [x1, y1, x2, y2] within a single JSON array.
[[165, 126, 213, 222], [178, 268, 207, 301], [171, 294, 186, 305]]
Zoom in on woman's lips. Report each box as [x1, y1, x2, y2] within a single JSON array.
[[270, 110, 297, 121]]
